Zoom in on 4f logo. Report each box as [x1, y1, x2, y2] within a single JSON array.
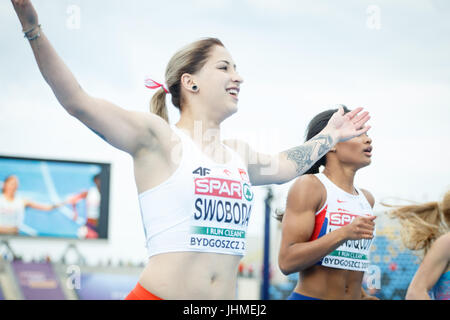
[[192, 167, 211, 176]]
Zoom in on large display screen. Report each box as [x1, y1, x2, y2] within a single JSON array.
[[0, 155, 110, 240]]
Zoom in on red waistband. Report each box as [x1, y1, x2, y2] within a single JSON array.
[[125, 282, 163, 300]]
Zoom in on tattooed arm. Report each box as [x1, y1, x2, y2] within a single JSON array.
[[224, 106, 370, 186], [283, 133, 336, 176], [225, 131, 337, 186]]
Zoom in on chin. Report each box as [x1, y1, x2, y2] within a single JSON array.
[[229, 105, 238, 116], [358, 159, 372, 169], [220, 104, 238, 121]]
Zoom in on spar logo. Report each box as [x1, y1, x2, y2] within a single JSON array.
[[329, 212, 360, 227], [243, 183, 253, 202], [194, 177, 242, 199]]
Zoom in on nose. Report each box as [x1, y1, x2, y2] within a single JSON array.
[[232, 70, 244, 85]]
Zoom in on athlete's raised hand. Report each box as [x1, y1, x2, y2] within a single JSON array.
[[11, 0, 39, 31], [325, 106, 371, 143]]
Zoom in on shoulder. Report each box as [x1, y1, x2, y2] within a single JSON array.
[[432, 232, 450, 258], [360, 188, 375, 208], [289, 174, 324, 193], [419, 232, 450, 270], [134, 115, 180, 157], [286, 174, 326, 213], [143, 112, 176, 142], [129, 111, 177, 143]]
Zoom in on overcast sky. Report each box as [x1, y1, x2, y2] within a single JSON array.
[[1, 0, 449, 264]]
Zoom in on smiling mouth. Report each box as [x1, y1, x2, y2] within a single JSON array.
[[226, 88, 239, 99]]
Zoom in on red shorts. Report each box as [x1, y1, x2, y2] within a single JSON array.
[[125, 283, 163, 300]]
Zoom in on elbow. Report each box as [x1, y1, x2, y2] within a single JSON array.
[[63, 98, 85, 117], [278, 254, 290, 275], [280, 267, 293, 276], [278, 256, 301, 276], [278, 263, 291, 276], [64, 104, 78, 117], [59, 88, 88, 116]]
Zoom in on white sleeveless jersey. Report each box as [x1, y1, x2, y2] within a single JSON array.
[[310, 173, 374, 272], [138, 125, 255, 258], [0, 194, 25, 228]]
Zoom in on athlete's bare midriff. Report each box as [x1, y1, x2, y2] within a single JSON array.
[[138, 251, 241, 299], [295, 265, 364, 299]]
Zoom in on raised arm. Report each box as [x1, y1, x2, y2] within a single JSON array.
[[225, 106, 370, 186], [11, 0, 170, 156], [278, 175, 376, 275]]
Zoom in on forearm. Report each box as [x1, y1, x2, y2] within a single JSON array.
[[280, 228, 347, 275], [26, 28, 85, 113], [281, 128, 339, 177]]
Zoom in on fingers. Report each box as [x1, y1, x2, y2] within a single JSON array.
[[355, 125, 371, 136], [354, 114, 371, 129], [361, 216, 376, 227], [346, 107, 364, 119], [353, 111, 369, 124], [352, 215, 376, 239], [354, 227, 374, 239], [358, 227, 375, 239]]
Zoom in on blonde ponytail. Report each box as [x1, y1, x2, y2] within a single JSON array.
[[150, 88, 169, 122], [383, 198, 448, 255]]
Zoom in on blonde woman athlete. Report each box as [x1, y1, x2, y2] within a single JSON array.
[[385, 191, 450, 300], [11, 0, 371, 299]]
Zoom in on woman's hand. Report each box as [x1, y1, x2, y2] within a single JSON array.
[[11, 0, 39, 31], [341, 215, 376, 241], [324, 105, 371, 142]]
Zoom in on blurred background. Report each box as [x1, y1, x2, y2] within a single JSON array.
[[0, 0, 449, 300]]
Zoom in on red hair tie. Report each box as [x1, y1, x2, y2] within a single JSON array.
[[144, 78, 169, 94]]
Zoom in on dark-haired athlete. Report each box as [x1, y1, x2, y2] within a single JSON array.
[[278, 106, 377, 300]]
